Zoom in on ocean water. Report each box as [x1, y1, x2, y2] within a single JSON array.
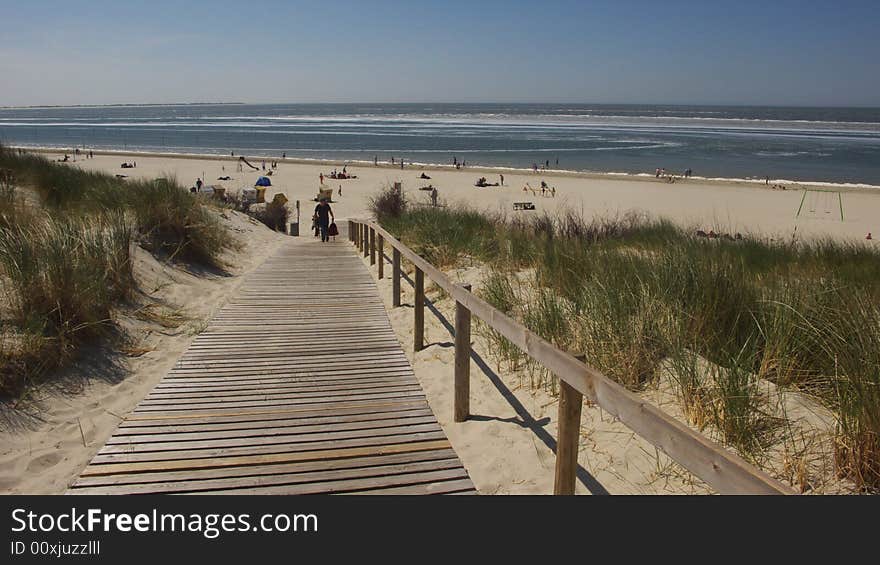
[[1, 103, 879, 185]]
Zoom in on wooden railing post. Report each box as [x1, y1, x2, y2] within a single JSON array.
[[369, 228, 376, 266], [363, 224, 369, 258], [377, 234, 384, 279], [414, 267, 424, 351], [355, 222, 360, 249], [454, 283, 472, 422], [348, 220, 353, 243], [392, 248, 401, 307], [554, 354, 585, 495]]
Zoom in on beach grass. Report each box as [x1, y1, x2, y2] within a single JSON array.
[[376, 196, 880, 491], [0, 145, 237, 395], [0, 212, 134, 394], [0, 146, 235, 268]]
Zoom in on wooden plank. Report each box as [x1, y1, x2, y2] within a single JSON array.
[[113, 410, 437, 438], [414, 267, 424, 351], [454, 283, 472, 423], [182, 468, 471, 495], [71, 459, 467, 495], [124, 398, 430, 423], [98, 422, 444, 454], [352, 478, 477, 495], [90, 431, 450, 466], [554, 379, 583, 495], [392, 248, 401, 307], [73, 449, 461, 488], [79, 439, 454, 476], [377, 234, 384, 279]]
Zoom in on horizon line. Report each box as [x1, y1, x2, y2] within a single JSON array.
[[3, 101, 880, 110]]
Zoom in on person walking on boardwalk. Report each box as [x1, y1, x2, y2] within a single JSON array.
[[314, 198, 335, 243]]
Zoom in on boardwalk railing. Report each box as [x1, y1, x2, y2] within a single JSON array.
[[348, 219, 794, 495]]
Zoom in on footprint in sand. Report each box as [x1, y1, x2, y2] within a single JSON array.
[[26, 451, 62, 473]]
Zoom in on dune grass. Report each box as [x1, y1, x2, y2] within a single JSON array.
[[0, 212, 135, 394], [0, 146, 238, 395], [0, 146, 234, 268], [375, 195, 880, 491]]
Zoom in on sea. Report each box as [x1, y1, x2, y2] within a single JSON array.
[[1, 103, 879, 186]]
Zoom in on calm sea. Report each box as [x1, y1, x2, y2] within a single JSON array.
[[1, 103, 879, 185]]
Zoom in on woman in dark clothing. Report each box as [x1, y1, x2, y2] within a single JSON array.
[[314, 199, 335, 242]]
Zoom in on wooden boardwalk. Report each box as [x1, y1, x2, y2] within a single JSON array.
[[70, 235, 476, 495]]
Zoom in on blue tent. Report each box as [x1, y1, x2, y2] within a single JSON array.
[[255, 176, 272, 187]]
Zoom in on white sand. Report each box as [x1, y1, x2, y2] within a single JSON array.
[[43, 148, 880, 242], [0, 210, 287, 494]]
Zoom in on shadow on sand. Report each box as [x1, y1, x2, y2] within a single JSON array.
[[393, 257, 609, 495]]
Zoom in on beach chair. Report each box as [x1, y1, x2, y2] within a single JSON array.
[[513, 202, 535, 211], [315, 187, 334, 202]]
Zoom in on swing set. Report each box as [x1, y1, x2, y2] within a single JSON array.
[[796, 188, 844, 221]]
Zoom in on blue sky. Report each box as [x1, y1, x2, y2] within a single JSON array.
[[1, 0, 878, 106]]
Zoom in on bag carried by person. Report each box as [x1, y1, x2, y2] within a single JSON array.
[[328, 222, 339, 237]]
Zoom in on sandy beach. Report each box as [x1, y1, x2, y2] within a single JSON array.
[[36, 148, 880, 243], [1, 147, 872, 495]]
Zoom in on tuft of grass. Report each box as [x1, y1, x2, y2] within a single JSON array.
[[369, 182, 408, 220], [129, 177, 234, 267]]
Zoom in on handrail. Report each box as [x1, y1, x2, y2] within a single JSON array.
[[349, 219, 794, 495]]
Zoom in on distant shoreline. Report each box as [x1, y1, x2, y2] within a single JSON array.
[[15, 145, 880, 194], [0, 102, 245, 110]]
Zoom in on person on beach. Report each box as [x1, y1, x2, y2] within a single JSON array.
[[320, 172, 324, 185], [282, 152, 286, 159], [500, 173, 504, 186], [314, 198, 334, 243], [196, 178, 203, 191], [374, 155, 378, 166], [261, 161, 266, 170], [339, 185, 342, 197]]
